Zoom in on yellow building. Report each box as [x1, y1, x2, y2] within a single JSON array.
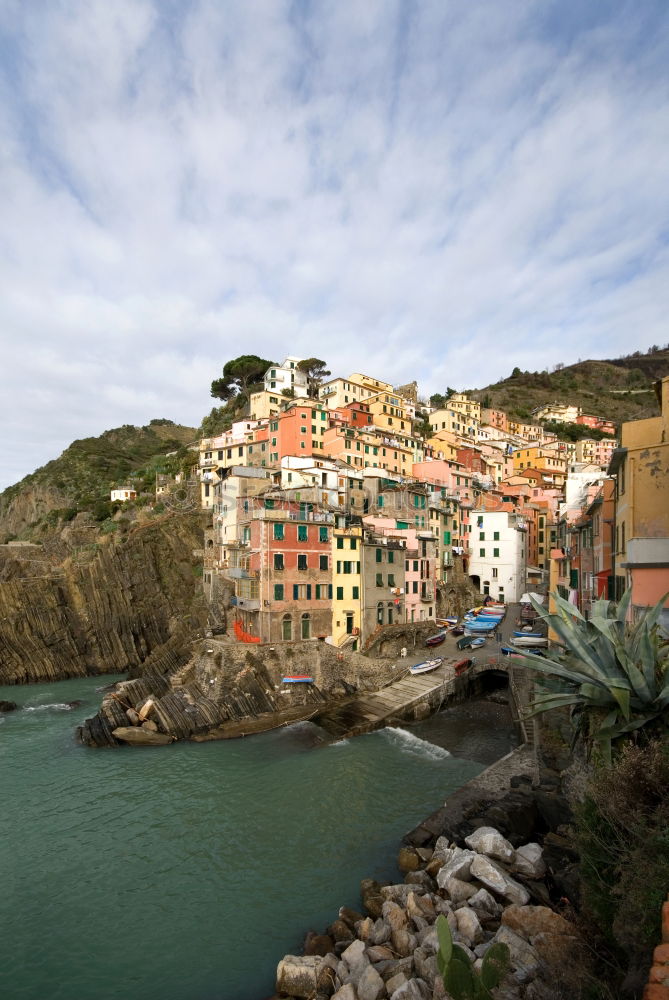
[[609, 376, 669, 621], [331, 520, 363, 649], [445, 393, 481, 424], [428, 407, 477, 441], [322, 425, 415, 477], [319, 374, 393, 409], [248, 390, 283, 420], [512, 445, 567, 482], [532, 403, 580, 424]]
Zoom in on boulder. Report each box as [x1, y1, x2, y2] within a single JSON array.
[[469, 855, 530, 905], [382, 884, 419, 906], [493, 926, 541, 983], [436, 849, 477, 885], [362, 879, 386, 919], [355, 917, 375, 943], [464, 826, 515, 864], [468, 888, 502, 921], [375, 956, 414, 982], [407, 891, 435, 923], [404, 871, 434, 892], [366, 945, 395, 962], [141, 719, 158, 732], [455, 907, 484, 946], [389, 980, 429, 1000], [501, 905, 575, 943], [413, 946, 439, 984], [340, 906, 366, 929], [382, 901, 408, 932], [386, 972, 408, 994], [391, 927, 417, 958], [333, 986, 357, 1000], [417, 926, 438, 955], [0, 700, 18, 712], [369, 919, 391, 946], [398, 846, 422, 873], [341, 939, 368, 979], [357, 964, 385, 1000], [329, 919, 354, 944], [276, 955, 324, 997], [125, 708, 139, 725], [431, 836, 453, 862], [440, 876, 476, 905], [304, 931, 335, 956], [512, 843, 546, 879]]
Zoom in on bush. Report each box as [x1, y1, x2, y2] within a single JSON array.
[[576, 741, 669, 986]]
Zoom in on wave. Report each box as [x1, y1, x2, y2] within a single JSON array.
[[383, 726, 451, 761], [23, 703, 76, 712]]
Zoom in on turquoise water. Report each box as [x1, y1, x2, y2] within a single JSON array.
[[0, 675, 517, 1000]]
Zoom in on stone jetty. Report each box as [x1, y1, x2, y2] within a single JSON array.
[[273, 758, 589, 1000]]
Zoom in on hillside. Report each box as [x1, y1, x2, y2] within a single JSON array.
[[0, 420, 198, 542], [467, 348, 669, 426]]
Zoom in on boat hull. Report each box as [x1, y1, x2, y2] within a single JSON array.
[[410, 657, 444, 675]]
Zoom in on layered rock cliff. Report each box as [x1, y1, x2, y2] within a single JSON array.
[[0, 511, 208, 685]]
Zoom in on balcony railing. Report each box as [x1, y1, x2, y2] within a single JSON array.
[[250, 509, 335, 523], [420, 588, 435, 602]]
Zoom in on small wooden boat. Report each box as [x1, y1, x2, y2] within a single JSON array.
[[112, 727, 175, 746], [454, 657, 473, 676], [470, 637, 486, 648], [511, 636, 548, 648], [513, 630, 544, 638], [425, 631, 447, 647], [282, 676, 314, 683], [457, 635, 476, 650], [437, 617, 458, 626], [410, 657, 444, 675], [451, 626, 465, 636]]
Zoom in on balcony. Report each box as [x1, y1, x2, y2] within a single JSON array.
[[420, 587, 435, 602], [230, 596, 260, 611], [250, 508, 334, 523], [227, 567, 259, 580]]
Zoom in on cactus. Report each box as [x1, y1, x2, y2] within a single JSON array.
[[435, 914, 510, 1000]]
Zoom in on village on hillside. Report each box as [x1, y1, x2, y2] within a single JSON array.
[[138, 356, 668, 646]]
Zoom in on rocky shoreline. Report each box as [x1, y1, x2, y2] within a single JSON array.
[[272, 751, 587, 1000]]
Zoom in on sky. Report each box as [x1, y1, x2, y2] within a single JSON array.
[[1, 0, 668, 490]]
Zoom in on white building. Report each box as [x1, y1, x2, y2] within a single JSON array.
[[264, 357, 309, 398], [111, 488, 136, 502], [468, 510, 528, 603]]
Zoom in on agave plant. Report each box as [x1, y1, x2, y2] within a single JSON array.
[[511, 589, 669, 761]]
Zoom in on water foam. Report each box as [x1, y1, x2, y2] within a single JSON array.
[[23, 703, 74, 712], [383, 726, 451, 761]]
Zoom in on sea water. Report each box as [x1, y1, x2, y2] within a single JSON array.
[[0, 675, 517, 1000]]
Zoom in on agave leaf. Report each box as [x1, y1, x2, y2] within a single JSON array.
[[445, 956, 476, 998], [640, 591, 669, 634], [596, 714, 660, 739], [616, 586, 633, 627], [511, 650, 616, 692]]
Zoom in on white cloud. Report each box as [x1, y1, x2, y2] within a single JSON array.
[[1, 0, 668, 488]]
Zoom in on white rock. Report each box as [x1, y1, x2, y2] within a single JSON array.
[[470, 854, 530, 905], [493, 925, 541, 983], [383, 900, 408, 931], [276, 955, 323, 997], [468, 887, 502, 919], [417, 925, 439, 954], [455, 907, 484, 946], [357, 963, 386, 1000], [464, 826, 515, 863], [370, 918, 392, 945], [440, 876, 476, 905], [432, 836, 453, 861], [333, 985, 357, 1000], [436, 848, 477, 885], [382, 883, 419, 906], [414, 945, 439, 984], [386, 971, 409, 994], [390, 980, 430, 1000], [342, 938, 369, 978], [512, 843, 546, 879]]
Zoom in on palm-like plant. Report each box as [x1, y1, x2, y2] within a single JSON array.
[[512, 590, 669, 761]]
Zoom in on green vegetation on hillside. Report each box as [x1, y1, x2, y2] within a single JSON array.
[[469, 347, 669, 424], [0, 421, 198, 538]]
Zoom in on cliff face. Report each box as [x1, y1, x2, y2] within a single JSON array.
[[0, 512, 207, 685]]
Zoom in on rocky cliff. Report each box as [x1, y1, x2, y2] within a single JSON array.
[[0, 511, 207, 685]]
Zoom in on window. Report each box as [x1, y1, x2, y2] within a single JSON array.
[[413, 560, 419, 572], [298, 525, 308, 542], [492, 568, 498, 579], [336, 586, 344, 601], [274, 584, 284, 600], [319, 527, 329, 543], [282, 615, 292, 640], [319, 555, 329, 571], [298, 554, 308, 570], [293, 584, 299, 600], [388, 573, 395, 587], [493, 531, 500, 541], [301, 613, 311, 639], [376, 548, 383, 562], [479, 532, 485, 540], [412, 581, 418, 594], [493, 548, 499, 557], [274, 523, 284, 541], [376, 573, 383, 587], [480, 548, 485, 557], [350, 537, 357, 550], [352, 586, 359, 599], [336, 537, 344, 549], [377, 602, 384, 624], [274, 553, 284, 570], [388, 550, 394, 563]]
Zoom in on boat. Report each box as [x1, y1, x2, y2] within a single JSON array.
[[425, 631, 447, 647], [451, 626, 465, 636], [436, 617, 458, 627], [511, 636, 548, 647], [470, 637, 486, 648], [454, 657, 473, 675], [410, 657, 444, 675], [512, 630, 544, 638], [457, 635, 477, 649], [282, 676, 314, 684]]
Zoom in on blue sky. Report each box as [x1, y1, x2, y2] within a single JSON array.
[[1, 0, 668, 489]]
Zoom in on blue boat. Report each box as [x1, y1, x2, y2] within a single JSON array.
[[282, 676, 314, 683]]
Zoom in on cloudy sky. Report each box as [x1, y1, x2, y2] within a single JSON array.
[[1, 0, 668, 489]]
